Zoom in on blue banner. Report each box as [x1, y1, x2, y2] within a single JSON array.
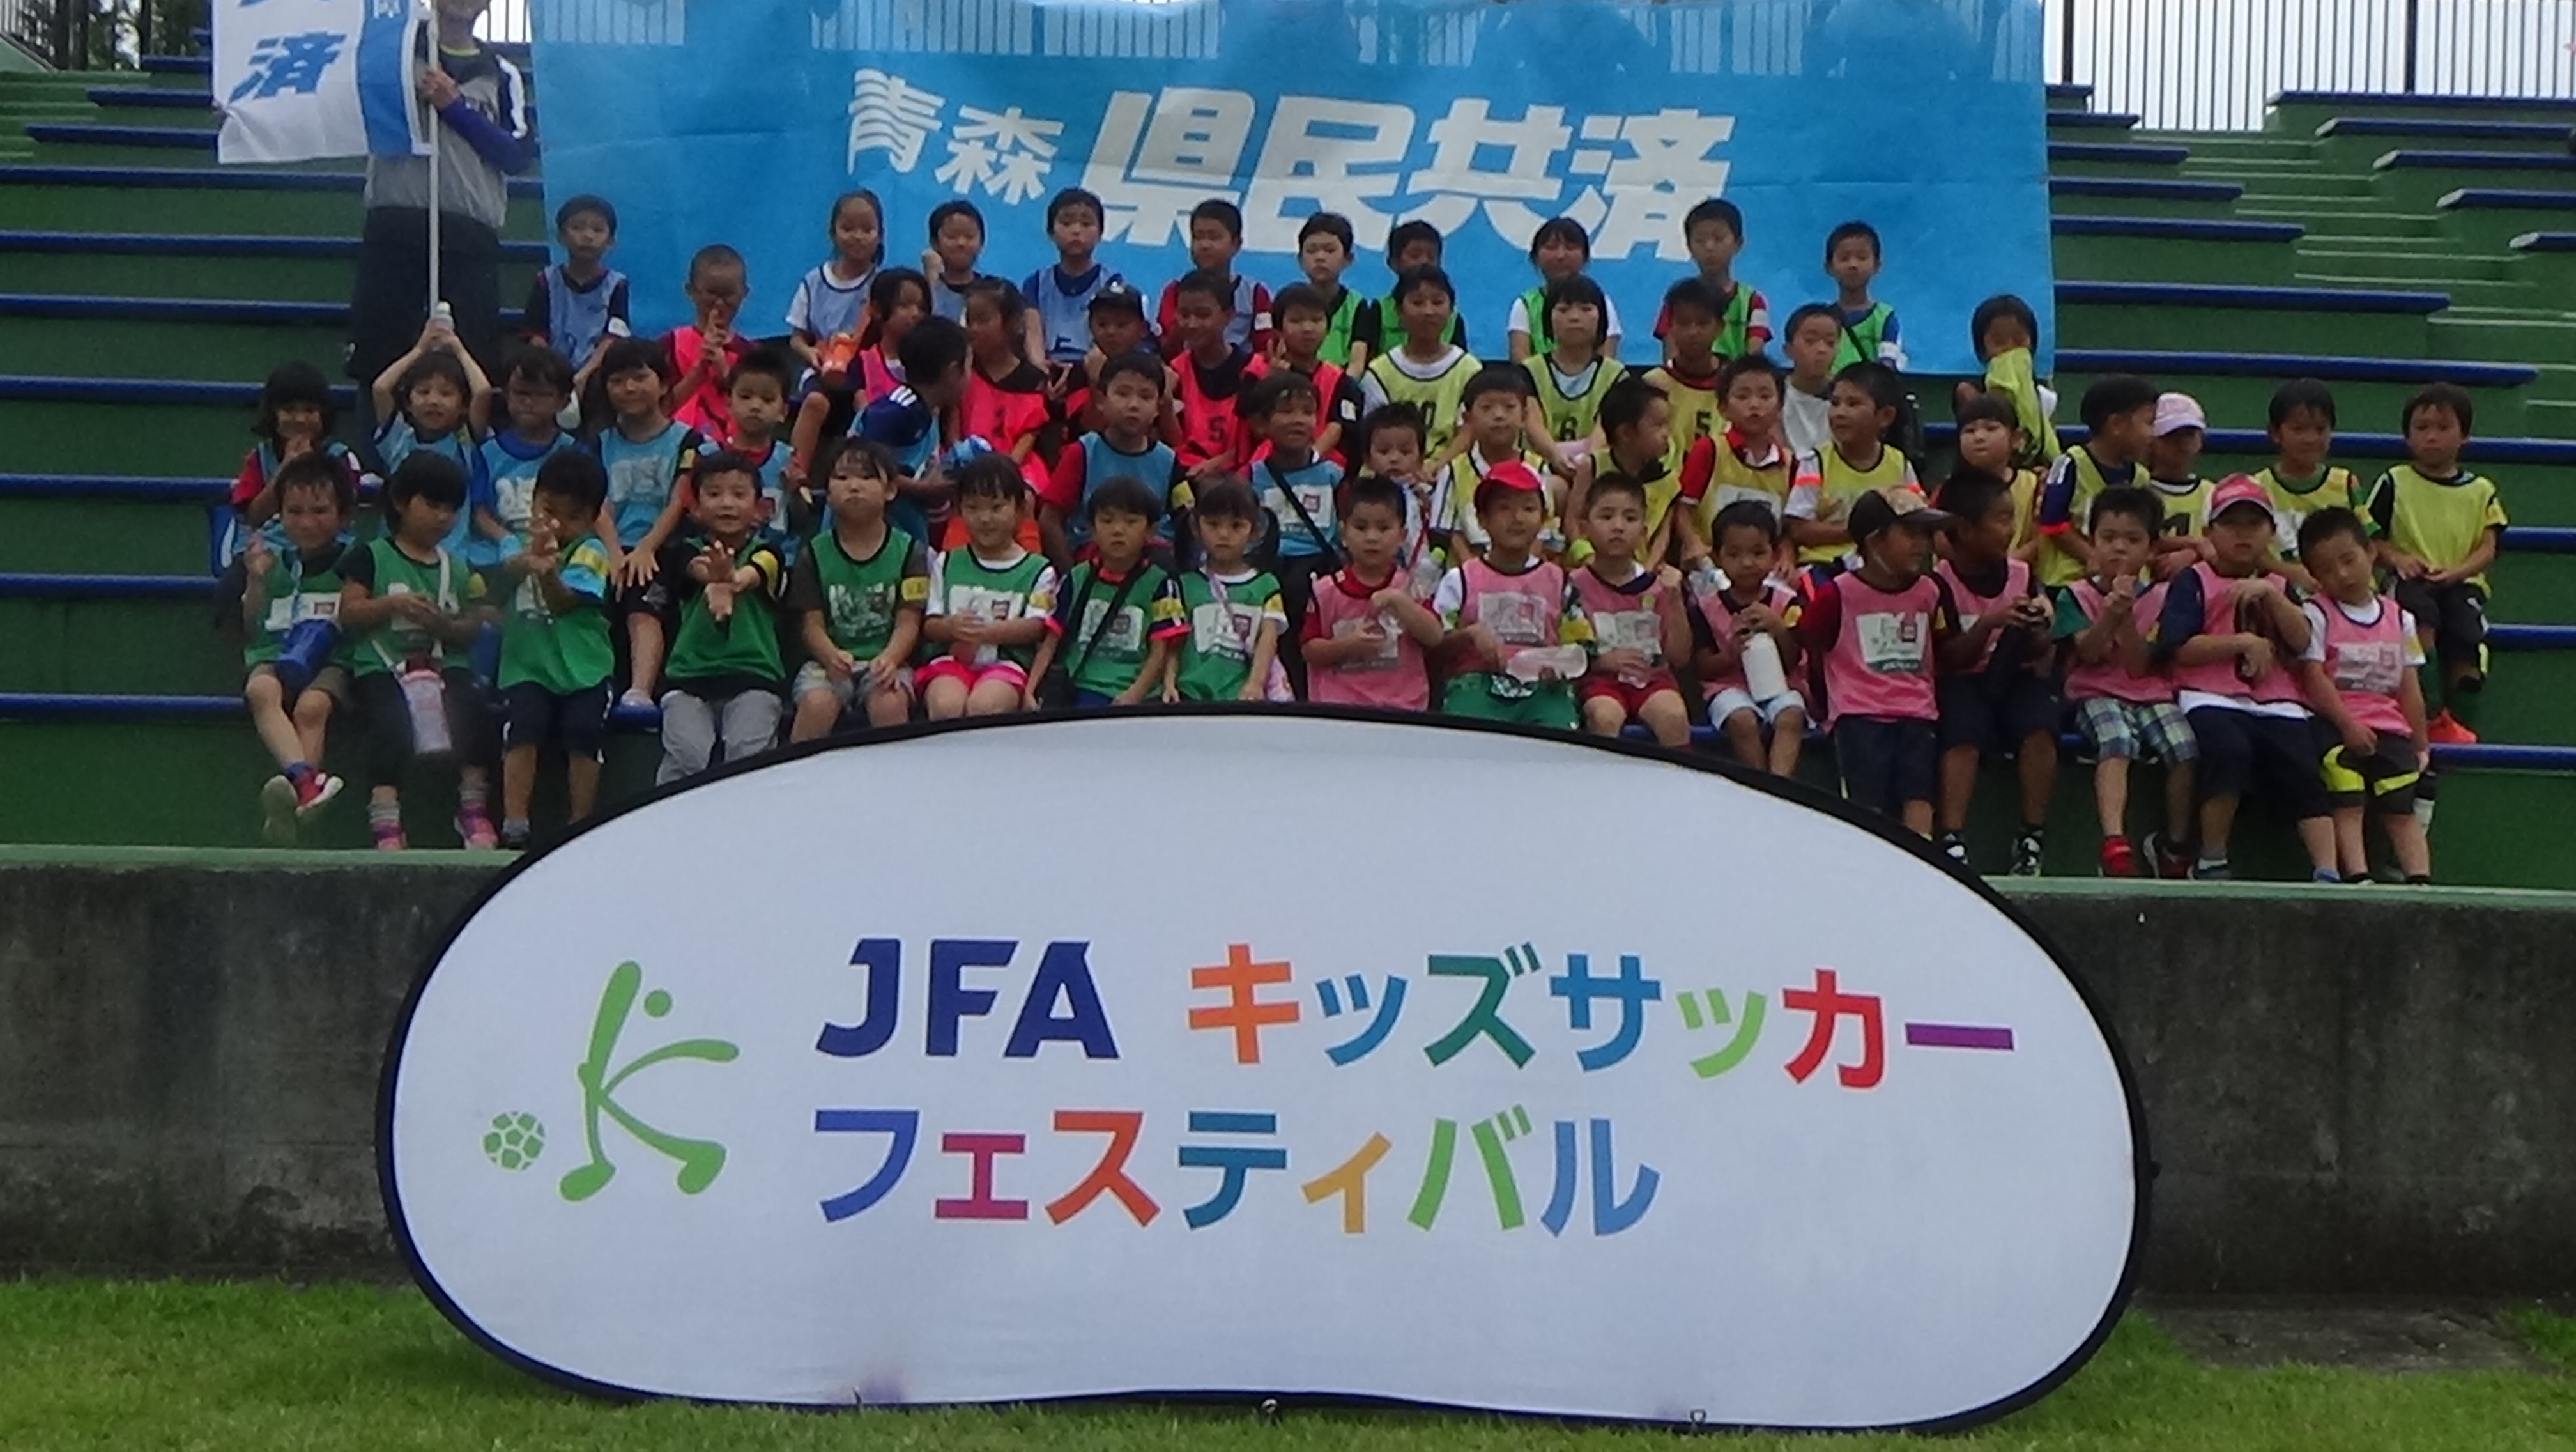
[[531, 0, 2051, 376]]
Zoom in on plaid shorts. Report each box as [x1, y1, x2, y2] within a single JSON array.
[[2074, 696, 2198, 764]]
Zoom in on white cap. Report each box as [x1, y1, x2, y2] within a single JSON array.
[[2153, 392, 2207, 436]]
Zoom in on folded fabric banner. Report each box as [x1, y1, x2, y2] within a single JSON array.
[[215, 0, 427, 165]]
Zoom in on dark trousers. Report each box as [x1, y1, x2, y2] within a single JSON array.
[[348, 206, 506, 389], [353, 667, 498, 790]]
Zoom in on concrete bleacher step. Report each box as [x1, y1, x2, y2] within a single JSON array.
[[20, 122, 351, 171], [2296, 246, 2519, 281], [2049, 176, 2244, 219], [2051, 216, 2303, 284], [79, 86, 218, 126], [2294, 270, 2534, 309], [2054, 280, 2444, 358], [2436, 187, 2576, 252], [2243, 210, 2442, 239], [0, 165, 545, 238], [2377, 151, 2576, 213], [0, 231, 546, 302], [2204, 174, 2382, 201], [2267, 89, 2576, 136], [2478, 635, 2576, 747], [0, 574, 233, 696], [2315, 116, 2576, 168], [2047, 140, 2193, 177], [0, 296, 355, 382], [0, 376, 356, 477], [2052, 348, 2538, 438], [0, 476, 224, 576]]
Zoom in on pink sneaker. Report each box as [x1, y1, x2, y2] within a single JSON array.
[[457, 805, 498, 851], [372, 823, 407, 851]]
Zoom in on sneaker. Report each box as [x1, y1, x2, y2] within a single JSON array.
[[2189, 858, 2234, 881], [372, 823, 407, 851], [1937, 833, 1968, 866], [457, 805, 499, 851], [259, 775, 297, 846], [2426, 709, 2478, 745], [618, 688, 659, 713], [498, 822, 531, 852], [2011, 832, 2046, 877], [2098, 836, 2138, 878], [291, 771, 342, 820], [2148, 831, 2195, 881]]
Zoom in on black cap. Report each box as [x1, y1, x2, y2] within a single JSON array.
[[1088, 281, 1146, 318], [1848, 490, 1952, 546]]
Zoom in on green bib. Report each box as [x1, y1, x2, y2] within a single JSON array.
[[1525, 354, 1619, 444], [1320, 286, 1361, 367], [667, 538, 786, 685], [1174, 569, 1282, 702], [810, 529, 924, 658], [1830, 302, 1895, 372], [241, 543, 346, 667], [349, 538, 473, 676], [931, 546, 1052, 669], [1061, 562, 1174, 699], [498, 533, 615, 695]]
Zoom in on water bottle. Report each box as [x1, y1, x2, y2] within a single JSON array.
[[1741, 630, 1791, 702], [1686, 557, 1724, 607], [272, 618, 341, 695], [400, 654, 452, 757]]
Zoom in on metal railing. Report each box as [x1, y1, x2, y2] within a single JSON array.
[[2051, 0, 2576, 130]]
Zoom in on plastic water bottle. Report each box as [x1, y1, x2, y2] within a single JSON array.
[[1741, 631, 1791, 702], [1686, 557, 1724, 607], [400, 656, 452, 756]]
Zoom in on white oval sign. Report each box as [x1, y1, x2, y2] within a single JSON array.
[[383, 711, 2143, 1430]]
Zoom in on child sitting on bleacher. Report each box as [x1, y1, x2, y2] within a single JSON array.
[[232, 360, 360, 537], [1933, 470, 2060, 876], [520, 194, 629, 410], [2254, 378, 2361, 593], [470, 346, 579, 576], [222, 452, 353, 844], [2034, 375, 2156, 589], [657, 452, 790, 782], [336, 454, 497, 851], [496, 451, 617, 851], [2144, 392, 2216, 579], [2053, 486, 2196, 879], [371, 323, 489, 541], [2296, 507, 2433, 884], [2368, 383, 2506, 747]]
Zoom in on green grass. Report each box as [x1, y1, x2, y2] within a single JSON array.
[[2, 1283, 2574, 1450]]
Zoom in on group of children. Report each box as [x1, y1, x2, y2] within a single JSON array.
[[215, 187, 2506, 881]]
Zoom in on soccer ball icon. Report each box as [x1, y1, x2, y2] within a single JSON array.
[[484, 1111, 546, 1171]]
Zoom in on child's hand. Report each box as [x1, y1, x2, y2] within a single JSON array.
[[1460, 622, 1505, 670], [949, 614, 988, 651], [1597, 646, 1648, 679], [864, 651, 902, 691], [617, 550, 658, 587], [390, 592, 442, 626], [2388, 551, 2428, 580], [822, 647, 857, 681], [2339, 721, 2379, 759], [2228, 577, 2278, 608], [1368, 587, 1413, 614], [1237, 679, 1266, 702], [1736, 603, 1780, 637], [242, 534, 274, 580], [1022, 686, 1045, 711], [279, 433, 316, 463], [2237, 635, 2274, 678], [1654, 563, 1684, 591], [783, 454, 808, 488], [1978, 598, 2020, 631], [703, 318, 733, 352], [919, 245, 941, 277], [2009, 594, 2053, 630]]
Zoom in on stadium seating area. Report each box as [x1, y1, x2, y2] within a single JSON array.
[[1, 58, 2571, 884]]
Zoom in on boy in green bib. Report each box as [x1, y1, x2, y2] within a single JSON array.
[[1169, 477, 1288, 702], [1031, 477, 1186, 709], [786, 438, 929, 741], [496, 450, 618, 850], [337, 454, 496, 850], [224, 451, 355, 844], [657, 451, 790, 782], [922, 454, 1058, 718]]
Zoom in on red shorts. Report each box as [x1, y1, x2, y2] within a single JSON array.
[[1577, 668, 1680, 721], [915, 658, 1030, 694]]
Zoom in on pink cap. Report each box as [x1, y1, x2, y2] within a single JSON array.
[[1474, 459, 1547, 509], [2208, 473, 2271, 521], [2153, 392, 2207, 436]]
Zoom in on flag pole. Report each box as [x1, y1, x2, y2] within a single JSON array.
[[425, 38, 445, 327]]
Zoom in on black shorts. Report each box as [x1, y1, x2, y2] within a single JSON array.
[[1936, 671, 2062, 755], [2319, 732, 2423, 816], [2186, 706, 2331, 821], [2392, 577, 2486, 678], [503, 681, 611, 759], [1835, 715, 1939, 820]]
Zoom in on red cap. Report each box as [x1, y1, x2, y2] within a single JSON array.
[[2208, 472, 2272, 522], [1473, 459, 1547, 511]]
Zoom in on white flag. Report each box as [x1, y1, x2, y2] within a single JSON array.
[[215, 0, 428, 164]]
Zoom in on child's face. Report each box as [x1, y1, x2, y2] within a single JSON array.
[[1533, 235, 1586, 282], [687, 264, 746, 330], [1197, 509, 1256, 564], [505, 374, 567, 436], [696, 469, 763, 537], [395, 493, 459, 548], [1342, 499, 1404, 571], [1827, 380, 1892, 451], [825, 459, 890, 525], [1174, 291, 1231, 352], [530, 488, 588, 541], [1685, 220, 1741, 276], [728, 374, 786, 439], [1393, 238, 1441, 273], [1089, 307, 1147, 358], [606, 366, 663, 422], [406, 375, 464, 435], [1614, 396, 1673, 467], [1952, 495, 2016, 562], [2089, 512, 2152, 580], [1365, 426, 1423, 483], [1956, 417, 2017, 473], [272, 401, 324, 440], [932, 212, 982, 276], [2097, 403, 2158, 465], [1827, 236, 1879, 293], [1089, 507, 1151, 569], [1722, 370, 1781, 438], [1479, 491, 1546, 555], [879, 284, 928, 346], [1787, 315, 1841, 378], [1188, 219, 1240, 272], [1101, 373, 1162, 439], [1717, 523, 1774, 589], [2145, 426, 2204, 483], [1299, 233, 1349, 288], [1466, 391, 1522, 450], [1979, 314, 2034, 360], [1666, 304, 1719, 365], [1278, 305, 1328, 361], [1548, 300, 1602, 350], [559, 211, 613, 264], [1398, 285, 1453, 345], [2306, 528, 2379, 605], [963, 297, 1013, 358], [832, 202, 882, 268], [1264, 396, 1319, 456], [1862, 521, 1930, 581], [959, 488, 1023, 550], [1052, 203, 1103, 260], [2271, 405, 2333, 472], [2407, 404, 2465, 472], [1584, 490, 1645, 560], [2208, 507, 2274, 571], [277, 485, 344, 552]]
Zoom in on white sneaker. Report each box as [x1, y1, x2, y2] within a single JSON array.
[[259, 775, 297, 846], [618, 688, 659, 712]]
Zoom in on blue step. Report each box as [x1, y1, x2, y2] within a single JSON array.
[[0, 693, 242, 722], [2053, 215, 2304, 243], [1921, 423, 2576, 468], [2377, 149, 2576, 175], [2048, 111, 2139, 130], [2441, 188, 2576, 213], [0, 376, 358, 408], [0, 572, 211, 601], [2055, 281, 2450, 314], [0, 229, 549, 263], [2055, 349, 2536, 388], [2437, 743, 2576, 772], [2503, 527, 2576, 553], [2490, 624, 2576, 650], [2320, 116, 2576, 144], [0, 165, 542, 199], [2050, 140, 2190, 166], [2047, 82, 2094, 105], [2050, 176, 2245, 203], [0, 473, 227, 502], [84, 86, 213, 109], [139, 55, 210, 76], [0, 294, 346, 325], [2275, 89, 2576, 117], [2511, 231, 2576, 252], [23, 123, 214, 151]]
